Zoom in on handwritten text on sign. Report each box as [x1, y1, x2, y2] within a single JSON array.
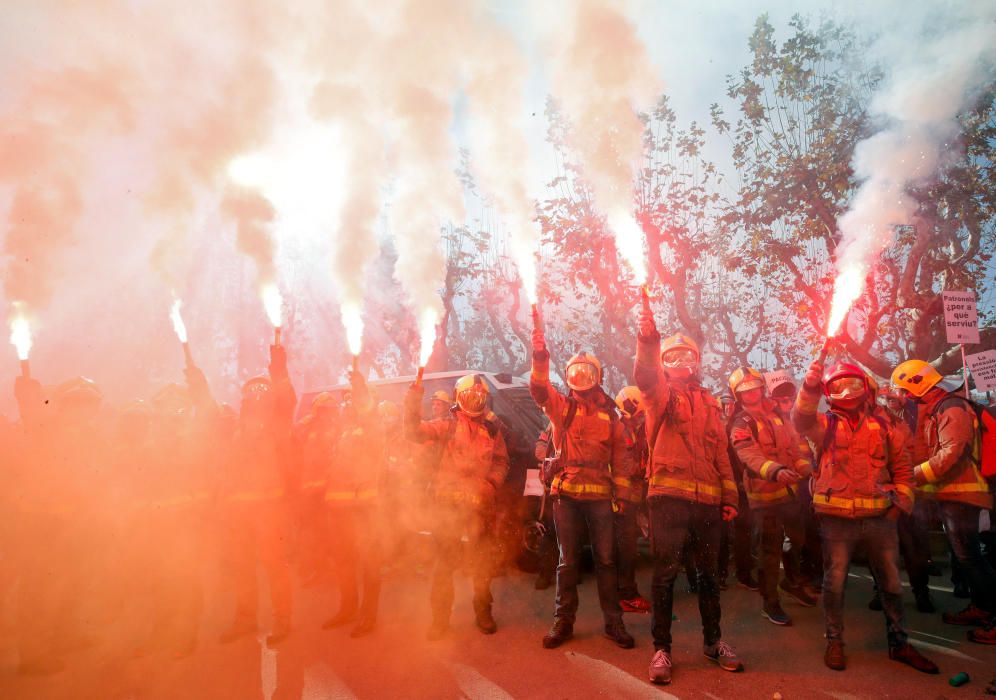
[[942, 290, 979, 344], [966, 350, 996, 392]]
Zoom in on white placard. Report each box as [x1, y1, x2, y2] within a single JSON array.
[[763, 370, 795, 394], [966, 350, 996, 392], [942, 290, 980, 344], [523, 468, 545, 497]]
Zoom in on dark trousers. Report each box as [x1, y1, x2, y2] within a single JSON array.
[[718, 488, 753, 582], [552, 497, 622, 626], [796, 486, 822, 584], [328, 505, 382, 623], [925, 500, 996, 612], [615, 505, 641, 600], [754, 501, 805, 603], [898, 502, 931, 595], [821, 515, 907, 648], [431, 501, 494, 623], [228, 502, 293, 628], [648, 496, 723, 651]]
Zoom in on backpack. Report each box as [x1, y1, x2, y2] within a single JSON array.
[[929, 395, 995, 478]]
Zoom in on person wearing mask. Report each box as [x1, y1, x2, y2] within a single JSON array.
[[405, 374, 509, 640], [793, 358, 936, 673], [634, 309, 743, 685]]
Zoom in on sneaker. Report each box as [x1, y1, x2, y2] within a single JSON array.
[[824, 640, 845, 671], [888, 643, 939, 674], [703, 641, 744, 672], [737, 575, 760, 591], [649, 649, 673, 685], [914, 591, 936, 614], [604, 623, 635, 649], [542, 620, 573, 649], [868, 595, 883, 611], [967, 622, 996, 645], [621, 596, 652, 614], [943, 604, 991, 626], [762, 601, 792, 626], [779, 581, 817, 607]]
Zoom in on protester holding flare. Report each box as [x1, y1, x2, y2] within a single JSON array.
[[634, 305, 742, 685], [404, 373, 509, 640], [530, 319, 638, 652], [792, 356, 937, 673]]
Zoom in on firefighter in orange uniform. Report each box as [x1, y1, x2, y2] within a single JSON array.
[[404, 374, 509, 640], [614, 386, 651, 614]]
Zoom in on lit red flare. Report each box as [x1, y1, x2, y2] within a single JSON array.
[[262, 283, 283, 329], [609, 209, 648, 285], [418, 309, 438, 369], [826, 264, 865, 337], [9, 315, 32, 362], [341, 303, 363, 357], [169, 298, 188, 344]]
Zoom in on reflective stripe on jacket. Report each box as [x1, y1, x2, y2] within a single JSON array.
[[915, 393, 991, 509], [729, 403, 812, 509]]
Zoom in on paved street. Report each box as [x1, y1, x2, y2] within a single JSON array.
[[2, 556, 994, 699]]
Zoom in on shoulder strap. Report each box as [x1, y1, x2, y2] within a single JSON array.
[[820, 413, 839, 464], [558, 398, 579, 455]]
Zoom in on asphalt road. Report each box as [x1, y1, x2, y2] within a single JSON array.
[[2, 558, 994, 699]]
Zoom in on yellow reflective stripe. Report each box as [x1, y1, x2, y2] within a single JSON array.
[[919, 461, 938, 484], [867, 421, 881, 431], [772, 418, 783, 426], [760, 461, 779, 480], [435, 490, 482, 504], [798, 443, 810, 451], [557, 482, 612, 495], [612, 477, 637, 487], [649, 475, 722, 497], [921, 483, 989, 494], [747, 488, 791, 502], [325, 488, 377, 502], [817, 495, 891, 510], [597, 412, 611, 421], [794, 459, 810, 468], [230, 489, 285, 502], [896, 484, 915, 502], [301, 480, 325, 490], [722, 479, 738, 493], [149, 492, 209, 508]]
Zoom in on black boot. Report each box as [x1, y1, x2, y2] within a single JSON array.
[[542, 619, 573, 648], [914, 590, 936, 614]]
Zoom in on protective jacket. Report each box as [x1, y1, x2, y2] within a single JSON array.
[[729, 400, 813, 509], [793, 381, 914, 518], [633, 332, 738, 508], [325, 410, 383, 507], [913, 391, 991, 509], [530, 350, 639, 502], [405, 387, 509, 508]]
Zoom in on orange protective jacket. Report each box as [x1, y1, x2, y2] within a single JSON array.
[[729, 401, 813, 509], [325, 410, 383, 507], [404, 388, 509, 508], [913, 392, 991, 509], [633, 333, 738, 508], [792, 382, 915, 518], [530, 351, 639, 502]]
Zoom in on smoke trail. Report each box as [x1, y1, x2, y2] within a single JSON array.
[[828, 8, 996, 335], [541, 0, 661, 283]]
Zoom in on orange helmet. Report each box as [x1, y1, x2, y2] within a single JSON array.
[[454, 374, 490, 417], [661, 334, 700, 377], [891, 360, 943, 399], [728, 366, 765, 395], [52, 376, 103, 408], [615, 386, 643, 418], [431, 390, 453, 404]]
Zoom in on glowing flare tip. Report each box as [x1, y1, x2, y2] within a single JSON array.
[[262, 284, 283, 328], [170, 299, 188, 344], [826, 265, 865, 337], [418, 309, 438, 368], [608, 210, 647, 285], [341, 304, 364, 357], [10, 317, 32, 362]]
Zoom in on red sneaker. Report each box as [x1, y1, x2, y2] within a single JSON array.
[[968, 622, 996, 645], [621, 596, 652, 613], [943, 604, 991, 627]]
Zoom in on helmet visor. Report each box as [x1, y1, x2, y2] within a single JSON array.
[[662, 348, 698, 367], [457, 385, 488, 415], [566, 362, 599, 391], [827, 376, 865, 401], [734, 377, 764, 394]]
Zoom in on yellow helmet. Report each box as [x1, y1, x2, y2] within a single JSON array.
[[454, 374, 490, 417], [891, 360, 943, 398], [615, 386, 643, 417], [728, 366, 765, 395], [661, 334, 700, 377], [431, 390, 452, 404], [565, 352, 602, 391]]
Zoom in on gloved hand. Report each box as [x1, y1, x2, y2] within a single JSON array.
[[184, 364, 209, 392], [775, 468, 800, 485], [269, 343, 288, 376], [14, 375, 43, 407], [532, 326, 547, 354], [638, 306, 657, 339], [613, 500, 627, 515], [803, 359, 824, 390], [721, 504, 738, 522]]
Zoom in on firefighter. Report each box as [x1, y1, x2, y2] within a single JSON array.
[[530, 324, 637, 651], [615, 386, 651, 614], [727, 367, 815, 627], [892, 360, 996, 644], [219, 342, 297, 648], [634, 311, 743, 685], [404, 374, 509, 640], [321, 372, 384, 638], [793, 357, 937, 673], [431, 390, 453, 420], [294, 392, 339, 587]]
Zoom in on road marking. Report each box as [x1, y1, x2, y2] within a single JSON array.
[[565, 651, 680, 699], [823, 692, 863, 700], [909, 629, 962, 644], [846, 572, 953, 593], [446, 662, 516, 700], [259, 634, 276, 700], [909, 639, 981, 664], [303, 661, 360, 700]]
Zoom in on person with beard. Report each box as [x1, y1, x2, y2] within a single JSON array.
[[793, 358, 936, 673], [321, 371, 384, 638], [294, 392, 339, 587], [891, 360, 995, 645], [633, 312, 742, 686], [405, 374, 510, 640], [726, 367, 815, 627], [614, 386, 651, 614], [530, 324, 638, 651], [219, 341, 297, 648]]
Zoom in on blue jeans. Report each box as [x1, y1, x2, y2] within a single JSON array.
[[552, 497, 622, 626], [821, 515, 907, 647]]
